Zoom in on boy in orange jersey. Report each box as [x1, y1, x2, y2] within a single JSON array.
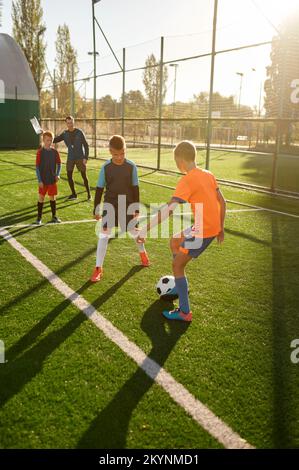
[[137, 140, 226, 322]]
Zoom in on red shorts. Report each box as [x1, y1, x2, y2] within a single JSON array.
[[39, 183, 58, 197]]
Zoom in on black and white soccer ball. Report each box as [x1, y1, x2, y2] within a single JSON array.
[[156, 275, 178, 301]]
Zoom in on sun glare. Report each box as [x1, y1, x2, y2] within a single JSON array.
[[252, 0, 299, 28]]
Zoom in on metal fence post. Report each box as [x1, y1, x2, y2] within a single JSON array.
[[15, 86, 19, 149], [71, 63, 75, 117], [122, 48, 126, 137], [157, 36, 164, 170], [206, 0, 218, 170], [92, 0, 97, 159], [271, 119, 281, 191], [271, 37, 287, 192]]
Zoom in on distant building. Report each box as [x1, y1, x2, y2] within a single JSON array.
[[0, 33, 39, 148]]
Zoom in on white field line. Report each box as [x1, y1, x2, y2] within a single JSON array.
[[0, 227, 254, 450], [0, 209, 264, 230], [0, 219, 96, 229]]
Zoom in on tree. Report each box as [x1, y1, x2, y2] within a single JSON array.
[[55, 24, 78, 117], [125, 90, 146, 117], [142, 54, 168, 115], [12, 0, 46, 91], [264, 13, 299, 121], [98, 95, 118, 118]]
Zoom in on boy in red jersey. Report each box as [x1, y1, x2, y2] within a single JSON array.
[[35, 131, 62, 225]]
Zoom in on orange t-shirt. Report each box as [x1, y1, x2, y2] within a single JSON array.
[[173, 168, 221, 238]]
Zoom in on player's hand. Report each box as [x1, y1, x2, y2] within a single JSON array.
[[55, 176, 60, 183], [83, 159, 87, 165], [137, 235, 146, 244], [39, 182, 44, 189], [217, 230, 224, 244], [94, 214, 101, 221]]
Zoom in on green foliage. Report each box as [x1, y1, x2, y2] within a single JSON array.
[[55, 24, 78, 117], [12, 0, 46, 91], [142, 54, 168, 115]]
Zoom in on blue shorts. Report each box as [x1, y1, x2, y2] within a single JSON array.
[[179, 226, 215, 258]]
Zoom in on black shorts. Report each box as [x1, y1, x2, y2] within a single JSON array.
[[101, 209, 138, 232]]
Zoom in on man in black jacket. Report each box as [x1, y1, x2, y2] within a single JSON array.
[[53, 116, 91, 200]]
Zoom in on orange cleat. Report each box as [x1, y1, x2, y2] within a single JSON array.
[[90, 267, 103, 283], [140, 252, 150, 267]]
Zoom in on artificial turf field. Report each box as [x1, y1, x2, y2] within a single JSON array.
[[90, 146, 299, 193], [0, 149, 299, 449]]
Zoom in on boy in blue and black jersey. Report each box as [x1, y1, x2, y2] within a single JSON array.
[[90, 135, 150, 282]]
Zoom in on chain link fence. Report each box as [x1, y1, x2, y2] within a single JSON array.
[[40, 0, 299, 196]]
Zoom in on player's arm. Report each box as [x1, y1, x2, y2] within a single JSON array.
[[53, 132, 65, 144], [216, 188, 226, 243], [137, 198, 180, 242], [35, 150, 43, 187], [55, 151, 62, 181], [81, 130, 89, 161], [131, 164, 140, 216], [93, 166, 106, 218]]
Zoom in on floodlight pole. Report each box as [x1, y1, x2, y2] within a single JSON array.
[[237, 72, 244, 115], [71, 62, 75, 117], [53, 69, 57, 137], [92, 0, 97, 158], [170, 63, 179, 145], [206, 0, 218, 170], [122, 48, 126, 136]]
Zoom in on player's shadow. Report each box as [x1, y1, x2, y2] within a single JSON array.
[[0, 301, 87, 409], [77, 300, 190, 448], [0, 198, 88, 229]]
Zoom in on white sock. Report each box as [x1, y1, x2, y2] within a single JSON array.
[[129, 230, 146, 253], [96, 233, 110, 267]]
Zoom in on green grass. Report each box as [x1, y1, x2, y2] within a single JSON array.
[[88, 146, 299, 193], [0, 150, 299, 449]]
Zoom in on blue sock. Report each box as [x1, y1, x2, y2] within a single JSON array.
[[175, 277, 190, 314]]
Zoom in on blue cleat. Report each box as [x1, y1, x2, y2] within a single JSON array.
[[162, 308, 192, 322]]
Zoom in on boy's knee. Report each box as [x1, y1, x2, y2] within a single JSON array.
[[170, 236, 180, 253]]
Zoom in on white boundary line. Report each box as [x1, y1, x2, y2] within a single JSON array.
[[0, 219, 96, 229], [0, 209, 264, 230], [0, 227, 253, 450]]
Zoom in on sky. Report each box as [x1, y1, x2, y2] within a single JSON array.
[[1, 0, 299, 108]]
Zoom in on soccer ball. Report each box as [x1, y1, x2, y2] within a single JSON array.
[[156, 275, 178, 301]]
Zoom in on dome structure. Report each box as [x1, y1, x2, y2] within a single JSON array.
[[0, 33, 39, 148]]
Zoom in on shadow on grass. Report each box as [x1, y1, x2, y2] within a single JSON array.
[[0, 304, 87, 409], [0, 264, 142, 412], [77, 300, 190, 449], [0, 245, 96, 316], [270, 216, 299, 448]]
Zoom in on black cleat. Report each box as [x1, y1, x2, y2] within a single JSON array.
[[68, 194, 77, 201], [34, 219, 42, 226]]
